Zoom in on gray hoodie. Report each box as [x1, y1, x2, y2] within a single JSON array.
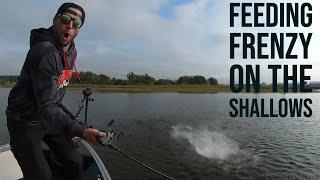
[[6, 27, 84, 138]]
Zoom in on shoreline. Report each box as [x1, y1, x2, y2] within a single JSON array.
[[0, 84, 316, 93]]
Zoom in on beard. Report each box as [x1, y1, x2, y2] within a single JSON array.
[[59, 31, 73, 47], [52, 25, 77, 48]]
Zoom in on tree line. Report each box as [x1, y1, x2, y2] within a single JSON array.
[[0, 72, 219, 85], [0, 76, 17, 84], [72, 72, 218, 85]]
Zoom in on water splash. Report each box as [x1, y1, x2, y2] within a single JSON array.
[[172, 125, 239, 160]]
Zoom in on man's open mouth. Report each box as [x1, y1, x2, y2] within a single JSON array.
[[63, 32, 70, 39]]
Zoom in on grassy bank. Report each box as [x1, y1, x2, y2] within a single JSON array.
[[68, 84, 231, 93], [1, 83, 230, 93], [0, 83, 300, 93]]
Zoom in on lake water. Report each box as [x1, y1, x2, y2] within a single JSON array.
[[1, 88, 320, 180]]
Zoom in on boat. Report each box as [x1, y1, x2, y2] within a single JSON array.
[[0, 139, 112, 180], [0, 88, 175, 180]]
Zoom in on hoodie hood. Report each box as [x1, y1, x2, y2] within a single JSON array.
[[30, 27, 75, 55]]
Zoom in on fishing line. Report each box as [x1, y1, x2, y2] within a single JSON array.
[[108, 143, 176, 180], [66, 88, 176, 179]]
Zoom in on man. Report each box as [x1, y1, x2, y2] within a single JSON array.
[[6, 3, 105, 180]]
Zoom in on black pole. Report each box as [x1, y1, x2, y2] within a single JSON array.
[[83, 88, 93, 127], [84, 95, 89, 126]]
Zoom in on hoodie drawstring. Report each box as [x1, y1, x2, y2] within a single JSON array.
[[71, 52, 81, 82], [62, 51, 68, 70], [61, 51, 81, 82]]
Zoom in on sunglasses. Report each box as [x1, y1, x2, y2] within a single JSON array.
[[58, 14, 82, 28]]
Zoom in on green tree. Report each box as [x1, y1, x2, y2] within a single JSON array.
[[192, 75, 207, 84], [156, 79, 175, 85], [98, 74, 111, 84], [208, 77, 218, 85], [127, 72, 135, 83], [177, 76, 192, 84], [127, 72, 156, 85], [177, 75, 207, 84]]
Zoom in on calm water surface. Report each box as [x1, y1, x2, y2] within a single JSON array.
[[0, 88, 320, 180]]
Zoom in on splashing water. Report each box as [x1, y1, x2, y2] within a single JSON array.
[[172, 125, 239, 160]]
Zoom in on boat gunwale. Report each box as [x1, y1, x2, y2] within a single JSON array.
[[0, 142, 112, 180], [79, 139, 112, 180], [0, 144, 10, 153]]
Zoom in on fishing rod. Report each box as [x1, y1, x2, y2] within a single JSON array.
[[70, 87, 176, 180]]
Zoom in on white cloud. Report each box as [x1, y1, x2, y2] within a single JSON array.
[[0, 0, 319, 84]]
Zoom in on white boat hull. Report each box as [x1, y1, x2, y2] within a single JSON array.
[[0, 140, 112, 180], [0, 144, 23, 180]]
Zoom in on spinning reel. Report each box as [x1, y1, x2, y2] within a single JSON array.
[[97, 119, 124, 146]]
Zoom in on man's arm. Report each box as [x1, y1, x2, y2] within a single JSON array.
[[30, 45, 85, 137]]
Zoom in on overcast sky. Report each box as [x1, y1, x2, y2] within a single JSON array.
[[0, 0, 319, 84]]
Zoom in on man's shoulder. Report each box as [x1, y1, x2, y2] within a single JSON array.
[[27, 41, 60, 69], [29, 41, 59, 57]]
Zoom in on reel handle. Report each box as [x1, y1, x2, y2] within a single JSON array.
[[96, 130, 114, 146], [95, 119, 122, 146], [108, 119, 114, 126]]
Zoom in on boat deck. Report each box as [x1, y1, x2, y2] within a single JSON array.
[[0, 140, 111, 180], [0, 144, 23, 180]]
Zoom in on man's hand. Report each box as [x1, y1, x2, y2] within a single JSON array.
[[83, 128, 106, 145]]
